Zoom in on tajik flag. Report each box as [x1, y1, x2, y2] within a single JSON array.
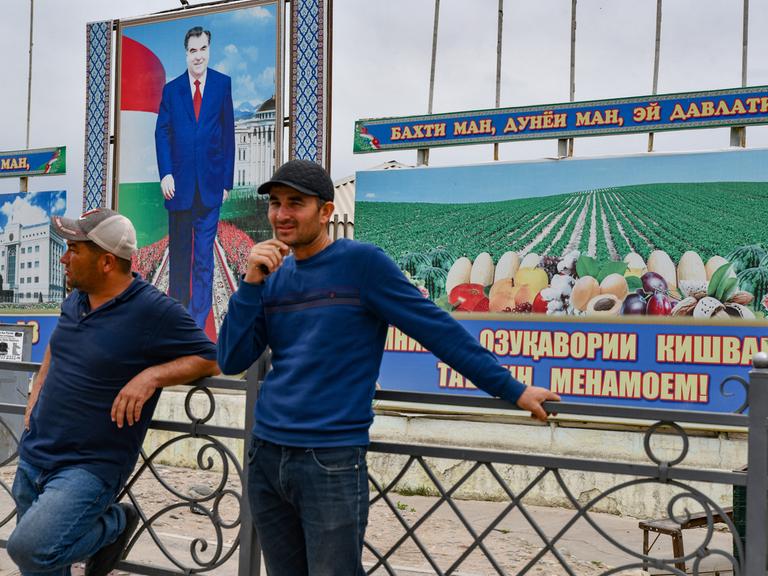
[[118, 36, 167, 249]]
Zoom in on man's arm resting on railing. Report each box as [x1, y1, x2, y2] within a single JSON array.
[[24, 345, 51, 430], [110, 355, 220, 429]]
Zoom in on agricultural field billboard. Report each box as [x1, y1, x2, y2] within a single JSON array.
[[355, 148, 768, 412]]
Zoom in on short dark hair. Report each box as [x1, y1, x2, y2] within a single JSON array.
[[184, 26, 211, 50]]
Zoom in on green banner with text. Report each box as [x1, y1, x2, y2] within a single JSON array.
[[0, 147, 66, 177]]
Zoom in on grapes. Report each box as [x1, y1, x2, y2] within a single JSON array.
[[538, 256, 561, 281]]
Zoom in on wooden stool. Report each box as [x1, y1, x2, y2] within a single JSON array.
[[639, 507, 733, 571]]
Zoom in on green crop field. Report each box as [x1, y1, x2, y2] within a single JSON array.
[[356, 181, 768, 264]]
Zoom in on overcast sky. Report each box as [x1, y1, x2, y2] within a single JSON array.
[[2, 0, 768, 216]]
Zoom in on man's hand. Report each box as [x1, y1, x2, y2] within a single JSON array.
[[111, 370, 158, 428], [244, 239, 291, 284], [223, 189, 229, 202], [24, 394, 38, 430], [25, 345, 50, 430], [161, 174, 175, 200], [515, 386, 561, 422]]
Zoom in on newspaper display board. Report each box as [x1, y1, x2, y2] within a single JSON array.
[[0, 329, 25, 362]]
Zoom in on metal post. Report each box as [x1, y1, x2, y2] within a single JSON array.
[[731, 0, 749, 148], [418, 0, 441, 167], [745, 351, 768, 574], [21, 0, 34, 195], [493, 0, 503, 161], [558, 0, 577, 158], [237, 352, 270, 576], [26, 0, 34, 150], [647, 0, 662, 152]]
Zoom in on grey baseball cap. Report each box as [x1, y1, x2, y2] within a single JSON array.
[[258, 159, 334, 202], [52, 208, 137, 260]]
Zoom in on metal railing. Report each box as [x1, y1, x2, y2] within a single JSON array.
[[0, 355, 766, 575]]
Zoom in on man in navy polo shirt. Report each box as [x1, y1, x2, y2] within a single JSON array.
[[8, 208, 218, 576]]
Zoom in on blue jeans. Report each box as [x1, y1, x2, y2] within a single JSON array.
[[8, 459, 127, 576], [247, 437, 369, 576]]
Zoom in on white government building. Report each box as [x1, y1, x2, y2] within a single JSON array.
[[234, 96, 276, 188], [0, 221, 66, 303]]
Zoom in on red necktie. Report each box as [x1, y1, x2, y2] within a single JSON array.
[[193, 79, 202, 121]]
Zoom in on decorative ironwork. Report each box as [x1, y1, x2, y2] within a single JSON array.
[[121, 434, 243, 573], [720, 374, 750, 414], [0, 359, 764, 575]]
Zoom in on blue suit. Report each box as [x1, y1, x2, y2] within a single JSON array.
[[155, 68, 235, 330]]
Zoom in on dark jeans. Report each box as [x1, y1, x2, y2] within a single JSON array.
[[168, 191, 220, 330], [247, 437, 369, 576]]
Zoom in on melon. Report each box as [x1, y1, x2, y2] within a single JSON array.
[[445, 257, 472, 295], [705, 256, 732, 280], [427, 247, 456, 271], [494, 251, 520, 283], [415, 266, 448, 300], [677, 251, 707, 283], [727, 245, 767, 275], [470, 252, 495, 287], [737, 267, 768, 310], [623, 253, 646, 273], [397, 252, 431, 276], [519, 252, 540, 270], [647, 250, 677, 290]]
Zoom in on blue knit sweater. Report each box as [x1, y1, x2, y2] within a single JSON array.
[[218, 239, 526, 447]]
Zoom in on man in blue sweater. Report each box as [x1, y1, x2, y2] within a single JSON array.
[[217, 160, 559, 576], [9, 208, 218, 576]]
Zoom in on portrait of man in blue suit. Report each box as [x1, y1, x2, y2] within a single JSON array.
[[155, 26, 235, 331]]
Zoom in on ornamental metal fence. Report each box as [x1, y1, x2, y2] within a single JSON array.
[[0, 355, 766, 575]]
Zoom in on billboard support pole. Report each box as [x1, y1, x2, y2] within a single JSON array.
[[647, 0, 662, 153], [493, 0, 503, 162], [21, 0, 34, 194], [26, 0, 34, 150], [19, 0, 35, 194], [418, 0, 441, 167], [731, 0, 749, 148], [559, 0, 577, 158]]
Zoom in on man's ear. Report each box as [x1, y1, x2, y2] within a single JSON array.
[[319, 201, 335, 224], [101, 252, 118, 274]]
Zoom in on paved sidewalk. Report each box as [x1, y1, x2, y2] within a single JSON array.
[[0, 493, 736, 575]]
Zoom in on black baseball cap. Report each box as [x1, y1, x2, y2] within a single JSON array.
[[258, 159, 334, 202]]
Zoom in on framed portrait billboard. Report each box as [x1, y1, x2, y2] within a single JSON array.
[[113, 0, 283, 339]]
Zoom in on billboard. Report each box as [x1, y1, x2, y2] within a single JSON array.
[[0, 191, 67, 305], [355, 149, 768, 412], [0, 147, 66, 178], [354, 86, 768, 152], [114, 0, 282, 339]]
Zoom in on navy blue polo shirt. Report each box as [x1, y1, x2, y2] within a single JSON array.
[[20, 275, 217, 485]]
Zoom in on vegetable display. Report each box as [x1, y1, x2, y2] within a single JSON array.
[[356, 181, 768, 320]]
